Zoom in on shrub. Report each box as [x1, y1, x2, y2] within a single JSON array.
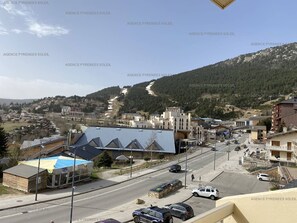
[[158, 154, 165, 160], [144, 157, 151, 161]]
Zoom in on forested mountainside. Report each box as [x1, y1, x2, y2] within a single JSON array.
[[121, 43, 297, 118]]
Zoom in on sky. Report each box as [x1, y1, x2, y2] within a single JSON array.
[[0, 0, 296, 99]]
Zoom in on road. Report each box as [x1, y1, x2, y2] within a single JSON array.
[[0, 134, 253, 223]]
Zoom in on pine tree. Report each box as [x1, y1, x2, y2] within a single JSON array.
[[0, 126, 8, 158]]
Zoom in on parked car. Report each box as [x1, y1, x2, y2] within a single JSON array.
[[234, 146, 241, 151], [164, 202, 194, 221], [169, 164, 181, 173], [257, 173, 270, 181], [132, 206, 173, 223], [192, 186, 219, 200], [94, 219, 121, 223]]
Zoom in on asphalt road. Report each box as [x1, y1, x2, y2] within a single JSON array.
[[0, 148, 218, 223], [0, 134, 263, 223]]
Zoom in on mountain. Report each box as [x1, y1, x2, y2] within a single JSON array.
[[119, 42, 297, 118], [0, 98, 35, 105], [86, 86, 122, 102]]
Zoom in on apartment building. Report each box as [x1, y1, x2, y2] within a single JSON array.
[[161, 107, 191, 132], [271, 97, 297, 132], [266, 128, 297, 165]]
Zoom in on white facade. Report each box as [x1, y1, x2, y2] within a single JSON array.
[[266, 130, 297, 164], [61, 106, 71, 115], [130, 120, 152, 128], [160, 107, 191, 132]]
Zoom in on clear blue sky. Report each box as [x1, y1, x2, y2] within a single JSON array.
[[0, 0, 296, 99]]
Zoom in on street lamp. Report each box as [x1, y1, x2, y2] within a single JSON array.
[[213, 141, 217, 170], [130, 145, 133, 178], [69, 148, 76, 223], [35, 143, 44, 201]]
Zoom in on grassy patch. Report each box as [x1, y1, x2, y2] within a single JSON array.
[[0, 184, 10, 195], [2, 121, 29, 133]]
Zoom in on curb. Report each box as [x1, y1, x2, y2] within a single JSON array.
[[0, 149, 211, 211], [210, 171, 224, 182]]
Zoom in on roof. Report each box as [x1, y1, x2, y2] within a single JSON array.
[[279, 97, 297, 105], [19, 156, 92, 173], [69, 144, 102, 160], [283, 179, 297, 189], [74, 127, 175, 154], [21, 135, 66, 150], [267, 129, 297, 139], [250, 126, 267, 131], [3, 164, 46, 178], [249, 116, 270, 121]]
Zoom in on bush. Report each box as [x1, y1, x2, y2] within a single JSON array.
[[94, 151, 113, 168], [158, 154, 165, 160], [144, 157, 151, 161]]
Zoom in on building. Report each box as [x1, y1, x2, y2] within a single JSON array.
[[19, 156, 93, 188], [190, 118, 206, 144], [20, 136, 67, 160], [271, 97, 297, 132], [191, 188, 297, 223], [160, 107, 191, 132], [73, 126, 176, 158], [266, 128, 297, 165], [130, 120, 152, 128], [249, 115, 271, 126], [3, 164, 48, 193], [235, 118, 250, 127], [61, 106, 71, 115], [250, 126, 267, 143]]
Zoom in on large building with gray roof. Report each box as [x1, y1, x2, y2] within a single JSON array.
[[73, 126, 176, 159]]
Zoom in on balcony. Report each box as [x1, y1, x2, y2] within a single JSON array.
[[187, 188, 297, 223], [269, 156, 295, 164], [267, 145, 293, 152]]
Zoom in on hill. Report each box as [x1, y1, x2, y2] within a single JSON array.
[[120, 42, 297, 119], [0, 98, 35, 105]]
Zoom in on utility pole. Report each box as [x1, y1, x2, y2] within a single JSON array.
[[69, 149, 76, 223], [35, 143, 44, 201], [184, 145, 188, 189]]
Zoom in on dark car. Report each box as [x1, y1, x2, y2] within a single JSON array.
[[169, 164, 181, 173], [132, 206, 173, 223], [164, 202, 194, 221], [234, 146, 241, 151], [94, 219, 121, 223]]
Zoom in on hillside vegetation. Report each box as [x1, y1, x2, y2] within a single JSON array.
[[120, 43, 297, 119]]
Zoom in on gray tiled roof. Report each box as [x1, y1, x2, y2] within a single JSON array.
[[75, 127, 175, 153], [3, 164, 46, 178]]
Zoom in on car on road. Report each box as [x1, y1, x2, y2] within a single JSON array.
[[192, 186, 219, 200], [164, 202, 194, 221], [169, 164, 181, 173], [257, 173, 270, 181], [132, 206, 173, 223]]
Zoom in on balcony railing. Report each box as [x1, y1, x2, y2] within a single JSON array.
[[269, 156, 295, 163], [267, 145, 293, 152]]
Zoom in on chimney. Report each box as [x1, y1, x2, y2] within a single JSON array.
[[283, 127, 287, 133]]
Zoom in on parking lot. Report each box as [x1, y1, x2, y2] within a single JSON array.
[[173, 171, 270, 222]]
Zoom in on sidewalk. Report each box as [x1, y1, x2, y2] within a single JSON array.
[[0, 147, 247, 222]]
